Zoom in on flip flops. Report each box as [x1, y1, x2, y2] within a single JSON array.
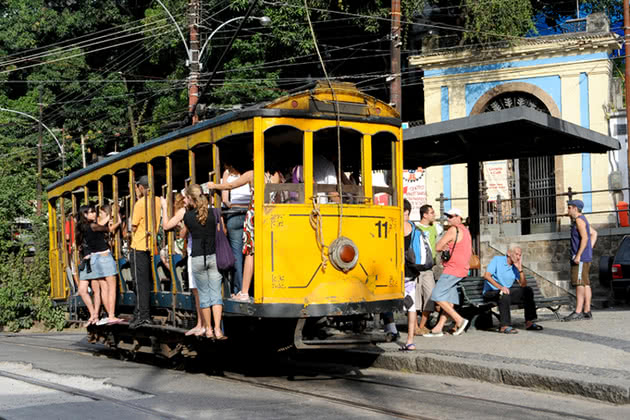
[[526, 323, 543, 331], [452, 319, 469, 336], [400, 343, 416, 351], [500, 326, 518, 334]]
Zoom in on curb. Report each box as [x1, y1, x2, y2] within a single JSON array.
[[348, 350, 630, 404]]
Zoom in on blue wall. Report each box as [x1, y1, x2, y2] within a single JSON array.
[[465, 75, 562, 116], [441, 86, 452, 212]]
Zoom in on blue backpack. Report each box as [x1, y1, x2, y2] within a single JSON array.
[[407, 222, 433, 271]]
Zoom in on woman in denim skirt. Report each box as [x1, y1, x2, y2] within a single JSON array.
[[78, 204, 122, 325]]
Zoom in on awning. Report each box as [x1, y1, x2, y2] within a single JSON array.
[[403, 107, 620, 168]]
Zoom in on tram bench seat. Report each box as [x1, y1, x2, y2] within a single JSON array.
[[457, 275, 572, 329]]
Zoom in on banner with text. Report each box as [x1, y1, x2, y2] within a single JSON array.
[[483, 160, 510, 202], [403, 168, 427, 221]]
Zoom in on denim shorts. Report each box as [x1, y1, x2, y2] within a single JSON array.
[[430, 273, 462, 304], [79, 251, 118, 281], [191, 254, 223, 308]]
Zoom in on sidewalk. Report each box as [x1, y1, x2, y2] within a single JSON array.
[[349, 307, 630, 404]]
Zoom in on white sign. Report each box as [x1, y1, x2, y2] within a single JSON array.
[[483, 160, 509, 201], [403, 168, 427, 221]]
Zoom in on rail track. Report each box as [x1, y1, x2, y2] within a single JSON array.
[[0, 333, 604, 420]]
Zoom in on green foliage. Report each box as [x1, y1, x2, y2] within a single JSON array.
[[462, 0, 535, 45], [0, 219, 65, 332]]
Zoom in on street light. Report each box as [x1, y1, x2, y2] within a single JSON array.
[[0, 106, 66, 214], [198, 16, 271, 66], [155, 0, 270, 123], [155, 0, 269, 67]]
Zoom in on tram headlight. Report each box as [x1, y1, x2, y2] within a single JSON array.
[[329, 236, 359, 273]]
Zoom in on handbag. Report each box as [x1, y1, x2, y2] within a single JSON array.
[[212, 208, 235, 270], [441, 227, 458, 262], [469, 253, 481, 270]]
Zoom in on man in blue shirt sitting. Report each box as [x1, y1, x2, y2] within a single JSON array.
[[483, 243, 543, 334]]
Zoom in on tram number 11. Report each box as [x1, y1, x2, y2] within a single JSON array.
[[374, 221, 388, 238]]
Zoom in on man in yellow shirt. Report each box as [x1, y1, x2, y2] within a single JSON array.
[[129, 175, 160, 329]]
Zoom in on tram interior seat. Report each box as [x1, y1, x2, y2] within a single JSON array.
[[157, 262, 172, 292], [120, 261, 134, 291]]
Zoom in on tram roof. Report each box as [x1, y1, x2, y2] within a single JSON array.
[[402, 107, 620, 168], [46, 107, 399, 193]]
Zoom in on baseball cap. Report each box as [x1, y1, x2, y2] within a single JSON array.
[[567, 199, 584, 211], [445, 207, 463, 218], [135, 175, 149, 187]]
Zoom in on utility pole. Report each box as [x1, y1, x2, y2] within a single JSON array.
[[189, 0, 201, 124], [625, 0, 630, 188], [80, 133, 87, 168], [390, 0, 402, 115], [121, 73, 138, 146], [37, 85, 43, 215]]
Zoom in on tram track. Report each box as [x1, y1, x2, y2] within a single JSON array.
[[0, 368, 179, 419], [0, 334, 606, 420]]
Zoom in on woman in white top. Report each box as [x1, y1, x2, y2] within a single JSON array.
[[221, 163, 251, 296]]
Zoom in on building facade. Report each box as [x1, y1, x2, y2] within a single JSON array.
[[408, 26, 622, 234]]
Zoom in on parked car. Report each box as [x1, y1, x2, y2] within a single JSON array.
[[11, 217, 35, 255], [600, 235, 630, 302]]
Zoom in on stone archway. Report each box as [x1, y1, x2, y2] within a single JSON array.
[[470, 82, 560, 117], [471, 83, 559, 235]]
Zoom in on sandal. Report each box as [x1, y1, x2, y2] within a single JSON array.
[[214, 327, 227, 340], [526, 323, 543, 331], [400, 343, 416, 351], [500, 326, 518, 334], [185, 326, 202, 336], [205, 329, 215, 340], [232, 292, 250, 302], [193, 327, 206, 337]]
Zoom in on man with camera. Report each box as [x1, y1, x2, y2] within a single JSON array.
[[423, 208, 471, 337], [483, 244, 542, 333]]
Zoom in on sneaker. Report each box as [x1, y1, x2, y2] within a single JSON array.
[[584, 311, 593, 320], [562, 311, 584, 322], [129, 318, 151, 329], [415, 326, 430, 336], [96, 318, 110, 326]]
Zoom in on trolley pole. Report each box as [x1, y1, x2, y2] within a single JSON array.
[[189, 0, 201, 124], [625, 0, 630, 188], [37, 85, 43, 215], [390, 0, 402, 114]]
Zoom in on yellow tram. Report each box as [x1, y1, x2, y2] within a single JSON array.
[[46, 81, 403, 351]]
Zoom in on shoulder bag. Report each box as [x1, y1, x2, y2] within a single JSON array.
[[212, 208, 235, 270]]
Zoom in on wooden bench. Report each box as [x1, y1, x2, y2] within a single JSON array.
[[457, 275, 572, 329]]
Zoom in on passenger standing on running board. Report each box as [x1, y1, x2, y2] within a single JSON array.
[[129, 175, 160, 329], [563, 199, 598, 322]]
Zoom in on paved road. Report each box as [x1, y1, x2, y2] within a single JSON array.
[[0, 332, 629, 419]]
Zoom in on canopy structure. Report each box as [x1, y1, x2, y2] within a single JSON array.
[[402, 107, 621, 263], [403, 107, 620, 168]]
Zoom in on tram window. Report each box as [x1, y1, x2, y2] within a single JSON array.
[[371, 132, 397, 206], [263, 126, 303, 204], [193, 144, 214, 192], [170, 150, 190, 193], [313, 127, 363, 204]]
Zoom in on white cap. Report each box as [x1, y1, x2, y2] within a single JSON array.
[[445, 207, 463, 218]]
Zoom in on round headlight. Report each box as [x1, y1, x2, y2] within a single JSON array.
[[329, 236, 359, 273]]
